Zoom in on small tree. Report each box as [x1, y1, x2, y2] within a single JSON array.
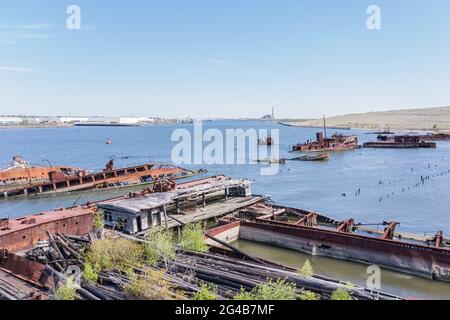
[[93, 210, 104, 231], [144, 229, 176, 265], [298, 259, 314, 277], [179, 223, 209, 252]]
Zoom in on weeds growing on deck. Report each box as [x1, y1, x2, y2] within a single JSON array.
[[83, 261, 99, 284], [234, 278, 297, 300], [144, 229, 176, 265], [85, 238, 144, 272], [299, 290, 319, 300], [179, 223, 209, 252], [298, 259, 314, 277], [55, 279, 76, 300], [331, 287, 353, 300], [93, 210, 104, 231], [193, 283, 218, 300], [125, 268, 179, 300]]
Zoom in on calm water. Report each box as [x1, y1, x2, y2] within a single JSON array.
[[233, 239, 450, 300], [2, 121, 450, 236], [1, 120, 450, 298]]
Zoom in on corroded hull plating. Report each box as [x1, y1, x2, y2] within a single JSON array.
[[0, 164, 204, 199], [207, 220, 450, 282], [0, 165, 84, 186], [0, 207, 94, 253]]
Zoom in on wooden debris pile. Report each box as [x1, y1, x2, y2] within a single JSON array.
[[25, 233, 92, 272]]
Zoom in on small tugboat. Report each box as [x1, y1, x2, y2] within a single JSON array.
[[292, 117, 358, 152], [291, 153, 329, 161]]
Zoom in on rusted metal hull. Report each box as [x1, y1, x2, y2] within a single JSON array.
[[207, 220, 450, 282], [0, 165, 85, 187], [0, 164, 204, 199], [291, 153, 329, 161], [0, 250, 53, 300], [293, 133, 358, 152], [0, 207, 94, 253], [363, 142, 436, 149]]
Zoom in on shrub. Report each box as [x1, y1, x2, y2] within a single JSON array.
[[85, 238, 144, 272], [93, 210, 104, 231], [125, 268, 176, 300], [298, 259, 313, 277], [144, 229, 176, 265], [233, 287, 255, 300], [299, 290, 319, 300], [83, 262, 99, 284], [234, 279, 297, 300], [331, 287, 353, 300], [179, 223, 208, 253], [193, 283, 217, 300], [55, 279, 76, 300]]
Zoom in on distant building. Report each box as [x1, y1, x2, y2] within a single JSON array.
[[0, 117, 23, 125], [260, 106, 276, 120], [119, 117, 155, 125], [59, 117, 90, 123]]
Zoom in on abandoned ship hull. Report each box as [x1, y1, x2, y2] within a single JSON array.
[[363, 142, 437, 149], [0, 164, 205, 199], [207, 221, 450, 282]]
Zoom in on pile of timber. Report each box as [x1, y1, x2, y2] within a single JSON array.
[[25, 232, 93, 272], [23, 231, 402, 300], [163, 251, 401, 300]]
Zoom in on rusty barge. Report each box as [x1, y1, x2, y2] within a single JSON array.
[[208, 202, 450, 282], [0, 156, 87, 188], [364, 135, 437, 149], [0, 161, 206, 199]]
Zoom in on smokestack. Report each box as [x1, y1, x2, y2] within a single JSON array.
[[272, 106, 275, 119]]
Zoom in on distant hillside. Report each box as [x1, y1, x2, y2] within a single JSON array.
[[284, 106, 450, 132]]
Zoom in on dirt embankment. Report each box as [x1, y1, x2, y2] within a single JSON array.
[[284, 106, 450, 132]]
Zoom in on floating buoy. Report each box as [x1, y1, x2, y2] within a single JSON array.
[[106, 138, 113, 145]]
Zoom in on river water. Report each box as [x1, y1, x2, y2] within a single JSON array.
[[1, 121, 450, 298]]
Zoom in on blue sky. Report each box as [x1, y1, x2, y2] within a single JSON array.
[[0, 0, 449, 118]]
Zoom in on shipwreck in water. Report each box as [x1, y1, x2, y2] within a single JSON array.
[[364, 135, 437, 149], [0, 156, 87, 188], [292, 132, 358, 152], [0, 159, 206, 199], [209, 202, 450, 282]]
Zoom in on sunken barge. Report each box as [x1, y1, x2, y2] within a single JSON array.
[[0, 156, 87, 188], [364, 135, 437, 149], [209, 202, 450, 282], [0, 162, 205, 199]]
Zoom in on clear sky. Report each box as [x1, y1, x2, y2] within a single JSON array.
[[1, 0, 449, 118]]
